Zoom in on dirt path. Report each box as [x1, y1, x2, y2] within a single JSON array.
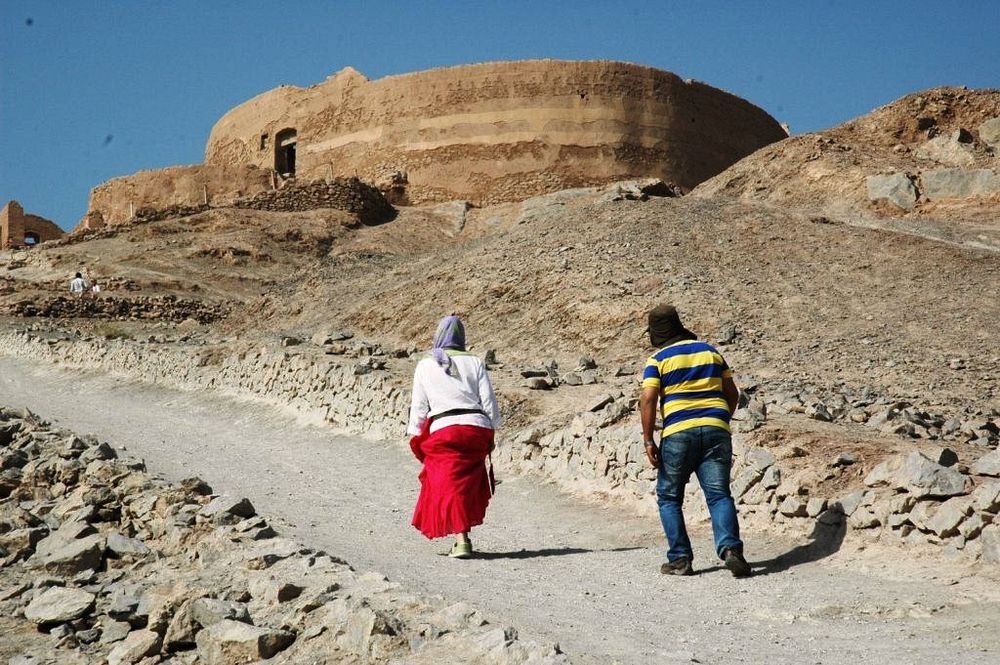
[[2, 356, 998, 664]]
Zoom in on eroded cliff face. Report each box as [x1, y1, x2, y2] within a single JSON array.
[[204, 60, 787, 205]]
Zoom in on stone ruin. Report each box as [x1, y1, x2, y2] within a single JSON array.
[[1, 200, 65, 249], [77, 60, 787, 231]]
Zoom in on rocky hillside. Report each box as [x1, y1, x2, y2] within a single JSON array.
[[692, 87, 1000, 247]]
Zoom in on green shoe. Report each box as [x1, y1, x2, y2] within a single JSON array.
[[448, 540, 473, 559]]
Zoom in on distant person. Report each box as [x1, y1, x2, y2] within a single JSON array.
[[69, 272, 89, 298], [407, 315, 502, 559], [639, 304, 751, 577], [91, 282, 101, 294]]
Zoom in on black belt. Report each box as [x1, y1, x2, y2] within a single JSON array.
[[429, 408, 488, 423]]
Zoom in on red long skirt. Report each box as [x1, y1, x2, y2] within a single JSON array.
[[410, 424, 494, 539]]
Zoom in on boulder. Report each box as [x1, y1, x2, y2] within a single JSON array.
[[587, 394, 615, 412], [100, 619, 133, 645], [0, 527, 48, 562], [561, 372, 583, 386], [959, 513, 985, 541], [522, 377, 552, 390], [834, 490, 868, 517], [249, 578, 305, 604], [190, 598, 252, 628], [761, 465, 781, 489], [743, 448, 776, 472], [924, 497, 972, 538], [806, 498, 828, 518], [971, 450, 1000, 477], [24, 587, 95, 624], [848, 507, 880, 529], [199, 495, 256, 525], [920, 446, 959, 468], [778, 496, 807, 517], [980, 525, 1000, 563], [979, 117, 1000, 150], [920, 168, 1000, 200], [972, 481, 1000, 513], [914, 135, 975, 166], [195, 619, 295, 663], [30, 533, 104, 576], [106, 533, 151, 558], [864, 452, 970, 498], [245, 538, 302, 569], [107, 582, 143, 619], [831, 452, 856, 467], [866, 173, 917, 209], [107, 630, 162, 665], [731, 467, 764, 499]]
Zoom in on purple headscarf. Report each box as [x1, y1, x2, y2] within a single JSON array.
[[430, 315, 466, 374]]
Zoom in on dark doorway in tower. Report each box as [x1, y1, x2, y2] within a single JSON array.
[[275, 129, 297, 177], [23, 231, 40, 247]]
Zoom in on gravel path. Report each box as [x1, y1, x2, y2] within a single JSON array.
[[2, 356, 998, 664]]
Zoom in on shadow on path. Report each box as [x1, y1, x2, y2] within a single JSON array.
[[475, 546, 644, 560], [752, 519, 848, 576]]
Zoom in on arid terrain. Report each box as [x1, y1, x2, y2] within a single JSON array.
[[1, 87, 1000, 664]]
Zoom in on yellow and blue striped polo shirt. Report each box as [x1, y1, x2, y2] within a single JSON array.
[[641, 339, 733, 437]]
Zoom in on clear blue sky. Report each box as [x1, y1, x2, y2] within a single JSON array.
[[2, 1, 998, 231]]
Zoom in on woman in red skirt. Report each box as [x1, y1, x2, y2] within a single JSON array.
[[407, 315, 502, 558]]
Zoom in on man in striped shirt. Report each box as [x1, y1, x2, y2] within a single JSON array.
[[639, 304, 751, 577]]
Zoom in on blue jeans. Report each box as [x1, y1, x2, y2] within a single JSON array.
[[656, 426, 743, 562]]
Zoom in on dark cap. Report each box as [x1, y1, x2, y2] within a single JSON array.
[[647, 304, 696, 348]]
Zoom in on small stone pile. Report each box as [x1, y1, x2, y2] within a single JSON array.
[[3, 295, 228, 324], [0, 407, 565, 664], [232, 178, 395, 225]]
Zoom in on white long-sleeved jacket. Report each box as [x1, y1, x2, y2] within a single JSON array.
[[406, 354, 502, 435]]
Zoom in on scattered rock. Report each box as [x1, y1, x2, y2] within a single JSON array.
[[921, 168, 1000, 200], [864, 452, 970, 498], [971, 449, 1000, 477], [24, 587, 95, 625], [866, 173, 917, 209], [199, 495, 256, 524], [107, 630, 162, 665], [925, 496, 972, 538], [972, 481, 1000, 513], [106, 532, 151, 558], [30, 533, 104, 576], [978, 117, 1000, 150], [980, 525, 1000, 563], [522, 377, 552, 390], [190, 597, 252, 628], [915, 134, 975, 166], [195, 619, 296, 663]]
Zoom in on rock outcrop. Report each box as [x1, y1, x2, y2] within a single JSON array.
[[693, 87, 1000, 228]]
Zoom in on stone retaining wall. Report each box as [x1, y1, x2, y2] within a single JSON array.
[[2, 295, 228, 324], [2, 330, 998, 562]]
